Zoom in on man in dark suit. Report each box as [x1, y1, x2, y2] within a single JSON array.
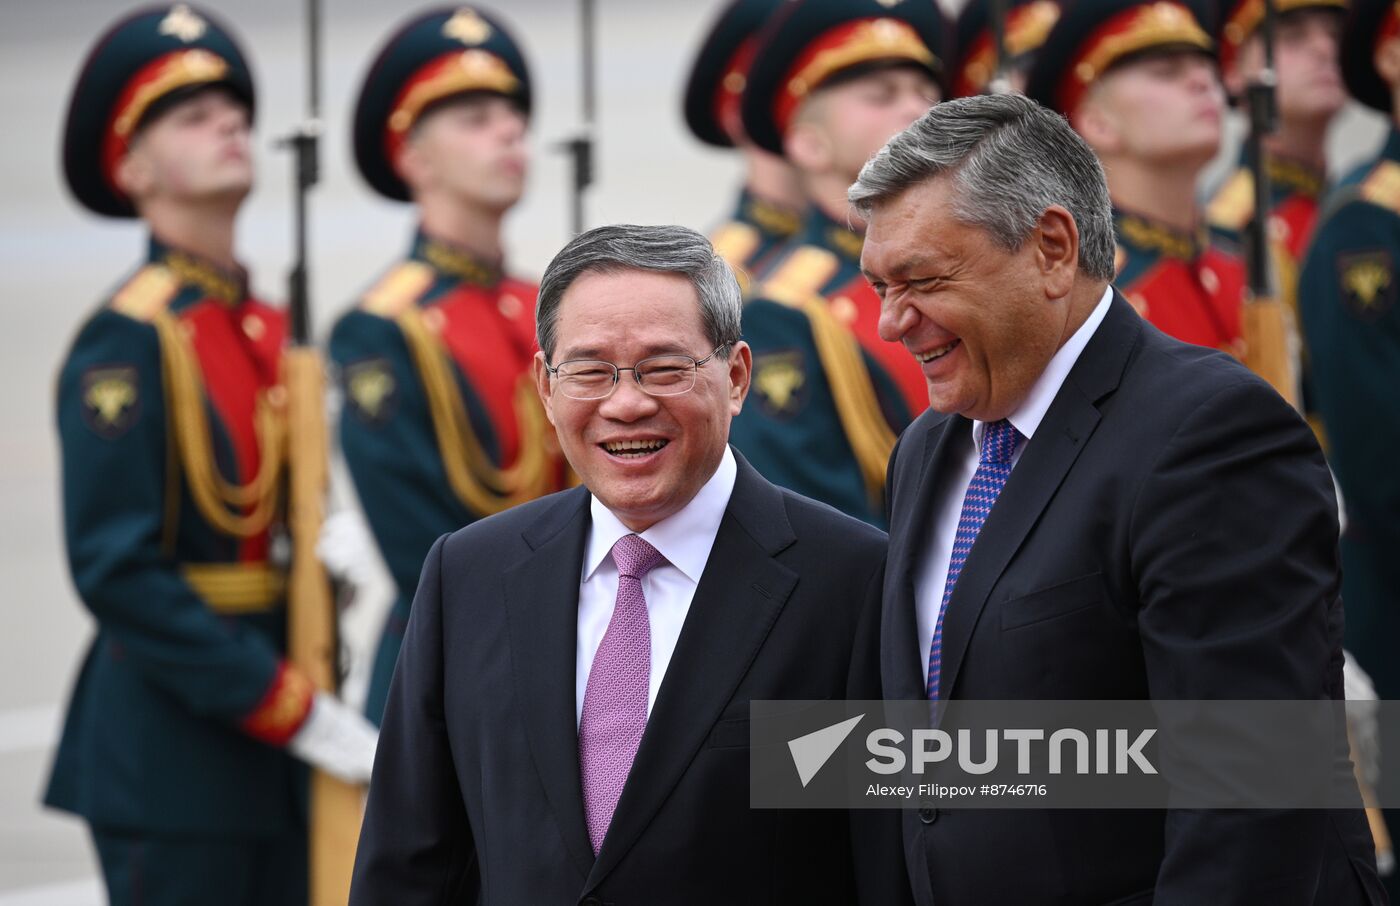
[[349, 224, 907, 905], [853, 93, 1385, 904]]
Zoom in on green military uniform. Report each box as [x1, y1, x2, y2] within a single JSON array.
[[1303, 0, 1400, 709], [708, 188, 803, 287], [47, 8, 311, 904], [333, 6, 562, 725], [683, 0, 804, 282], [726, 0, 947, 527], [1300, 2, 1400, 891]]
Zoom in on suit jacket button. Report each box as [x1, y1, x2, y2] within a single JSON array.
[[919, 807, 938, 824]]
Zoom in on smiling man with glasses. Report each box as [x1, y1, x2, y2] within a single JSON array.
[[350, 224, 910, 906]]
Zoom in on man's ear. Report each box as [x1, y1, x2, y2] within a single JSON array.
[[1220, 36, 1258, 100], [1035, 205, 1080, 300], [727, 340, 752, 415], [1070, 89, 1120, 156], [532, 351, 557, 427], [114, 147, 153, 200], [394, 133, 431, 193], [1376, 36, 1400, 91], [783, 104, 834, 175]]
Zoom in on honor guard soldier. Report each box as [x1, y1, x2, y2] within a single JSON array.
[[950, 0, 1062, 98], [1026, 0, 1250, 357], [728, 0, 947, 526], [684, 0, 806, 284], [331, 6, 563, 726], [46, 7, 376, 904], [1207, 0, 1349, 428], [1300, 0, 1400, 886]]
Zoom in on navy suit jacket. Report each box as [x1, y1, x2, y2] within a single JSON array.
[[350, 452, 911, 905], [882, 293, 1385, 905]]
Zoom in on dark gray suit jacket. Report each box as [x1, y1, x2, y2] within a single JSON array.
[[351, 452, 910, 906], [883, 293, 1385, 905]]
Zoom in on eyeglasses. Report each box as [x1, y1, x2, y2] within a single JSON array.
[[544, 344, 732, 401]]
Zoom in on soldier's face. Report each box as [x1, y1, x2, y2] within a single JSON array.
[[791, 66, 942, 181], [1076, 50, 1224, 167], [862, 175, 1079, 421], [120, 88, 252, 208], [402, 94, 528, 213], [533, 269, 751, 532], [1232, 10, 1345, 125]]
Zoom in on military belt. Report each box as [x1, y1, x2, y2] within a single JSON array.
[[180, 562, 287, 614]]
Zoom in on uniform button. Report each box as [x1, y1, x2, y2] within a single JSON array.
[[423, 307, 447, 333], [919, 807, 938, 824], [1198, 266, 1220, 295], [498, 293, 523, 320], [242, 313, 265, 341], [831, 295, 857, 325]]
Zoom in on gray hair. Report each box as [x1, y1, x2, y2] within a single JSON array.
[[848, 93, 1116, 282], [536, 224, 744, 361]]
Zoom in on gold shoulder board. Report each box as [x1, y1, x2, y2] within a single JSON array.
[[758, 246, 839, 307], [1206, 169, 1255, 232], [1361, 161, 1400, 215], [360, 262, 436, 317], [109, 265, 180, 322], [710, 222, 761, 270]]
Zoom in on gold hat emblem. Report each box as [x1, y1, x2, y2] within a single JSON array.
[[443, 8, 493, 45], [160, 4, 208, 43]]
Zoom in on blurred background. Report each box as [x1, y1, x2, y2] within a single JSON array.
[[0, 0, 1387, 901]]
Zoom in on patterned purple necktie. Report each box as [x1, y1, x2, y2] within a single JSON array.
[[927, 419, 1023, 700], [579, 533, 666, 854]]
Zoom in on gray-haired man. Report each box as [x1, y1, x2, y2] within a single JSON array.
[[862, 94, 1384, 904], [350, 224, 910, 905]]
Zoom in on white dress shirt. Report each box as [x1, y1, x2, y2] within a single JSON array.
[[576, 445, 738, 725], [913, 287, 1114, 680]]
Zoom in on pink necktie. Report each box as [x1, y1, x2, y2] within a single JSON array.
[[579, 533, 665, 854]]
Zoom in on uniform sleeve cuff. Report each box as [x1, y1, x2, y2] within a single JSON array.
[[240, 661, 315, 746]]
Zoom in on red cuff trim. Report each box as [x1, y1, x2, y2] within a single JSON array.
[[241, 661, 314, 746]]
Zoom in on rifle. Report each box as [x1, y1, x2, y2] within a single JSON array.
[[278, 0, 363, 902], [557, 0, 596, 234], [988, 0, 1012, 95], [1239, 0, 1299, 405]]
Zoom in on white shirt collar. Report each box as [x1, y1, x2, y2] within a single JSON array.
[[973, 286, 1113, 453], [584, 445, 738, 583]]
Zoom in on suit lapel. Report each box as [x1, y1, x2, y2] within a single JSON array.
[[503, 487, 596, 879], [585, 454, 798, 889], [883, 411, 963, 700], [936, 294, 1143, 701]]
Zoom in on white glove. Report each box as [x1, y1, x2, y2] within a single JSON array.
[[288, 691, 379, 784], [1344, 652, 1382, 789], [317, 509, 380, 589]]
